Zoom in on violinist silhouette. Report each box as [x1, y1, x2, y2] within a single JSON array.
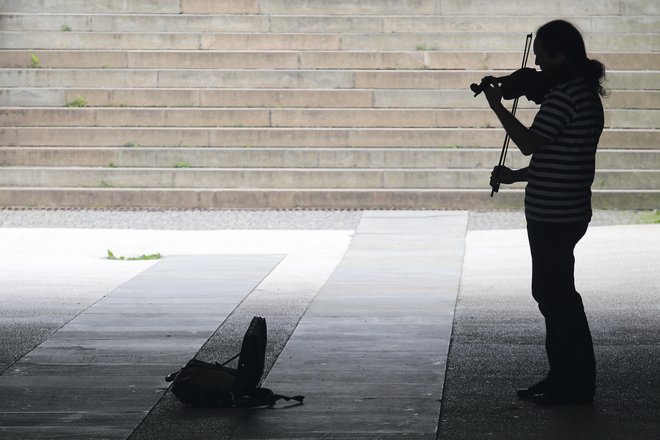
[[476, 20, 607, 406]]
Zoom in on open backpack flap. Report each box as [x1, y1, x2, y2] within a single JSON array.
[[165, 316, 304, 408]]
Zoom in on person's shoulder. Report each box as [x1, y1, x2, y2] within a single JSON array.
[[542, 85, 574, 107], [558, 76, 593, 96]]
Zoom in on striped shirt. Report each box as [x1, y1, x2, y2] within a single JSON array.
[[526, 76, 604, 223]]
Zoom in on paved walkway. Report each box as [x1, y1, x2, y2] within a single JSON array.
[[0, 210, 658, 439]]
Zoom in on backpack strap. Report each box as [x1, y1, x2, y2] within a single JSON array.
[[236, 387, 304, 408], [218, 353, 240, 367]]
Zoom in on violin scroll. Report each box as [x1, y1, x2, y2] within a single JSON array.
[[470, 76, 498, 97]]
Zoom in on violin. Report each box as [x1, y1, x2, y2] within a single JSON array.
[[470, 67, 555, 105]]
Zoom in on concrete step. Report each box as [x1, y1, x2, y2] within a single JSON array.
[[3, 88, 658, 110], [0, 0, 183, 14], [2, 31, 658, 51], [2, 107, 659, 130], [1, 127, 657, 149], [0, 0, 437, 15], [3, 0, 656, 15], [3, 50, 659, 70], [0, 166, 510, 189], [0, 187, 657, 210], [1, 167, 657, 190], [1, 147, 656, 170], [2, 14, 659, 34], [2, 69, 658, 91]]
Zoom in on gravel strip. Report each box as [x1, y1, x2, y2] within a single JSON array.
[[0, 208, 656, 231], [0, 208, 363, 230]]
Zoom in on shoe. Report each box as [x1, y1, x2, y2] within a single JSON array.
[[531, 390, 594, 406], [516, 376, 553, 399]]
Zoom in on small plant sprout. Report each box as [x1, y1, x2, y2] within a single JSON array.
[[174, 162, 192, 168], [416, 44, 427, 51], [30, 54, 41, 68], [124, 142, 140, 148], [107, 250, 162, 261], [108, 162, 118, 168], [61, 25, 72, 32], [66, 96, 87, 107]]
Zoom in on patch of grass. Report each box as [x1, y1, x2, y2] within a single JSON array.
[[66, 96, 87, 107], [641, 210, 660, 224], [108, 162, 118, 168], [107, 250, 162, 261], [416, 44, 427, 51], [174, 162, 192, 168], [30, 54, 41, 68], [100, 181, 113, 188], [60, 24, 72, 32], [124, 142, 140, 148]]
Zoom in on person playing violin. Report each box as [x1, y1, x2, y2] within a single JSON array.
[[481, 19, 607, 406]]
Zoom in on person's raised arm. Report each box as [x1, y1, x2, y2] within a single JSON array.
[[482, 81, 547, 156]]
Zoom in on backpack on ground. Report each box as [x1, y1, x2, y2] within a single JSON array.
[[165, 316, 304, 408]]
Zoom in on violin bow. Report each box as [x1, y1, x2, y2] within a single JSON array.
[[491, 32, 533, 197]]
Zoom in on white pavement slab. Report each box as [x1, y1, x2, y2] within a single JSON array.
[[231, 211, 469, 439]]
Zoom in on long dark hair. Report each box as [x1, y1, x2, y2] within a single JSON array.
[[536, 20, 608, 97]]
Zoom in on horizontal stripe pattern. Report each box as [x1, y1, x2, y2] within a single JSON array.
[[526, 76, 604, 223]]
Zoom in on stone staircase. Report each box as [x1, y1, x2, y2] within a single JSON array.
[[1, 0, 658, 209]]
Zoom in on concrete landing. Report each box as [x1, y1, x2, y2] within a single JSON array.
[[1, 211, 657, 439]]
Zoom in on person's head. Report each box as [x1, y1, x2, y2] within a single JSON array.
[[534, 20, 608, 96]]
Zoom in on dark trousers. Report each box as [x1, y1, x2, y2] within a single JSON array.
[[526, 220, 596, 394]]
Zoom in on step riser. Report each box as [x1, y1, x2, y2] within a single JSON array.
[[0, 188, 656, 210], [4, 51, 658, 71], [0, 14, 272, 33], [2, 108, 658, 130], [0, 0, 438, 15], [3, 149, 656, 170], [1, 168, 656, 190], [2, 70, 658, 90], [0, 0, 656, 15], [2, 31, 659, 51], [3, 89, 658, 110], [1, 128, 657, 149], [0, 127, 660, 149], [0, 88, 376, 108], [3, 14, 660, 34]]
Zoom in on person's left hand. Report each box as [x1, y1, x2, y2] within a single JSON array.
[[481, 76, 503, 110]]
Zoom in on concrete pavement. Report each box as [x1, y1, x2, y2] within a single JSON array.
[[440, 224, 660, 439], [0, 211, 658, 439]]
